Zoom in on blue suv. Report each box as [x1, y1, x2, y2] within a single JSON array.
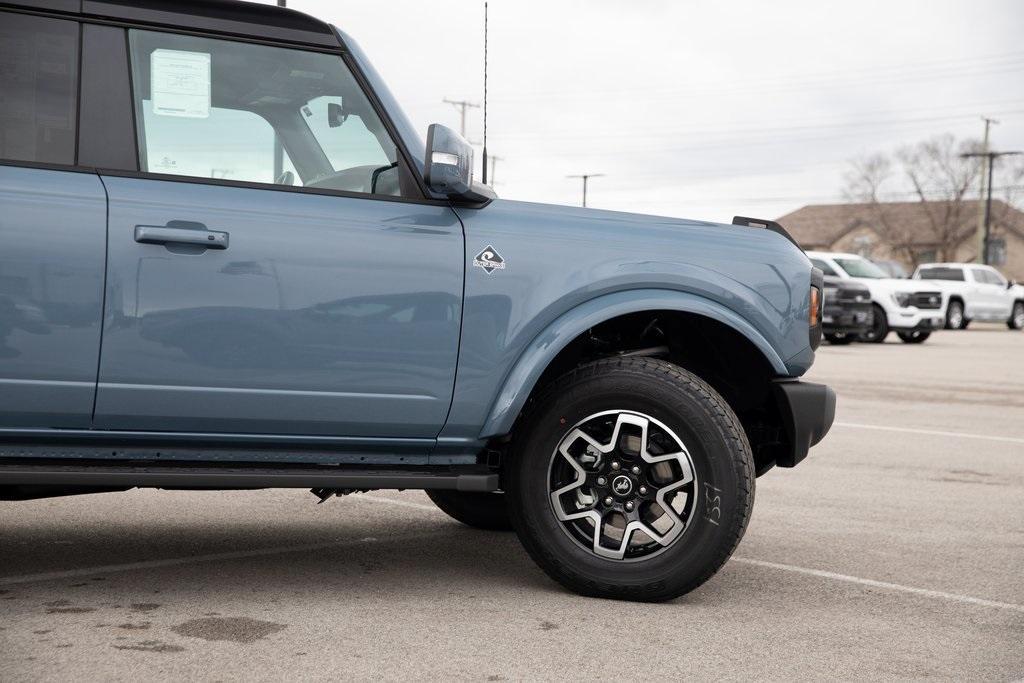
[[0, 0, 834, 601]]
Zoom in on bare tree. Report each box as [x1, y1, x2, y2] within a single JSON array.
[[844, 134, 982, 263]]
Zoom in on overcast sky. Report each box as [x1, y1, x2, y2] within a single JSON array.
[[257, 0, 1023, 223]]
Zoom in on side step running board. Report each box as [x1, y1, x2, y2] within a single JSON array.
[[0, 463, 499, 492]]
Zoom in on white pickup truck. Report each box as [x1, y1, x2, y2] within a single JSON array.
[[807, 251, 946, 343], [912, 263, 1024, 330]]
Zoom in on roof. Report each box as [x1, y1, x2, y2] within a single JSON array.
[[777, 199, 1024, 249], [1, 0, 340, 49]]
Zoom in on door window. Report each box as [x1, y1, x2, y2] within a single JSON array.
[[127, 30, 406, 197], [0, 12, 79, 165]]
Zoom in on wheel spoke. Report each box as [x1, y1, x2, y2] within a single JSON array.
[[548, 409, 699, 561]]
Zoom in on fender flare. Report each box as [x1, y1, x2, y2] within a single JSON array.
[[479, 288, 788, 438]]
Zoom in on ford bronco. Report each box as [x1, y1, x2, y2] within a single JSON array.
[[0, 0, 834, 601]]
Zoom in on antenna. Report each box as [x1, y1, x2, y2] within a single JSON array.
[[479, 1, 487, 185]]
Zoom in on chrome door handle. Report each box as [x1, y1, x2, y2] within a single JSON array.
[[134, 224, 229, 250]]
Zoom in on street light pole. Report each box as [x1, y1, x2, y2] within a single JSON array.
[[567, 173, 605, 208], [961, 149, 1023, 264]]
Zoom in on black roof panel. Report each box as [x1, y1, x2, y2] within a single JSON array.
[[1, 0, 342, 49]]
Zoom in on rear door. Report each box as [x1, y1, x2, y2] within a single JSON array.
[[0, 11, 106, 429], [969, 267, 1001, 319], [93, 29, 463, 438]]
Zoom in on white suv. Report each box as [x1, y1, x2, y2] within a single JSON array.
[[807, 251, 946, 343], [912, 263, 1024, 330]]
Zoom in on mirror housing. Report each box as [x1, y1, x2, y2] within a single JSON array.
[[424, 124, 493, 203], [327, 101, 347, 128]]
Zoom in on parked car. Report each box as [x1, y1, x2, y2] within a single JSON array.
[[912, 263, 1024, 330], [821, 275, 873, 344], [807, 251, 945, 343], [0, 0, 835, 602]]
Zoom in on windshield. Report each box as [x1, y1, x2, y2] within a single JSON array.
[[834, 257, 889, 279]]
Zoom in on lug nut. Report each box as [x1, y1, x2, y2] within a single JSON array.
[[625, 501, 634, 511], [631, 466, 641, 475], [597, 476, 607, 485], [610, 461, 620, 471], [604, 497, 614, 506], [639, 486, 648, 495]]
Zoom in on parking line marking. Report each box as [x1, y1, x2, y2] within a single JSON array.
[[835, 421, 1024, 445], [358, 494, 441, 512], [733, 557, 1024, 613], [0, 496, 442, 587], [0, 534, 417, 587]]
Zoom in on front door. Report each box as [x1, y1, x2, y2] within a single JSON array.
[[93, 29, 463, 438]]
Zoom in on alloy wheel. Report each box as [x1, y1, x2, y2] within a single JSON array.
[[547, 410, 698, 561]]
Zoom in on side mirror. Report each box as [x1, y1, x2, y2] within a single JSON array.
[[327, 101, 347, 128], [423, 124, 493, 202], [1009, 280, 1016, 290]]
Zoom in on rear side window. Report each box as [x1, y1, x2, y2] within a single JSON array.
[[0, 12, 79, 166], [917, 267, 964, 281]]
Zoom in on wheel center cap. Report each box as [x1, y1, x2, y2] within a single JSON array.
[[611, 474, 634, 497]]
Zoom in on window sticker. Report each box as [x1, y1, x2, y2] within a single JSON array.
[[151, 49, 211, 118]]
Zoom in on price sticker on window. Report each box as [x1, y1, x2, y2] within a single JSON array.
[[151, 49, 211, 118]]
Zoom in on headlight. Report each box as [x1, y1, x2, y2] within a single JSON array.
[[891, 292, 911, 308], [823, 286, 838, 303]]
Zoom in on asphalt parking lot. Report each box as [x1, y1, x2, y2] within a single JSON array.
[[1, 326, 1022, 681]]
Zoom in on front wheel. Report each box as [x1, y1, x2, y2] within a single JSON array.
[[860, 304, 889, 343], [505, 357, 754, 602], [897, 330, 931, 344], [946, 300, 966, 329], [1009, 302, 1024, 330]]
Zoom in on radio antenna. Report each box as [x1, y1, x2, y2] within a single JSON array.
[[481, 1, 489, 185]]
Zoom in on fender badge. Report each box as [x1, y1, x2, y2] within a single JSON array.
[[473, 245, 506, 274]]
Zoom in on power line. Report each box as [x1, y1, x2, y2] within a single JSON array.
[[485, 52, 1024, 104], [442, 98, 480, 138]]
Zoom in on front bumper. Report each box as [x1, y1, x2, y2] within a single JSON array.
[[770, 379, 836, 468], [888, 308, 943, 331], [822, 302, 872, 334]]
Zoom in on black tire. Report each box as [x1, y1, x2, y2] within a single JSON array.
[[1009, 301, 1024, 330], [945, 300, 966, 330], [505, 357, 754, 602], [825, 332, 855, 345], [897, 330, 931, 344], [425, 490, 513, 531], [859, 304, 889, 343]]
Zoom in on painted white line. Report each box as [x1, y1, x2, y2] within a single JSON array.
[[0, 496, 441, 586], [358, 494, 441, 513], [835, 421, 1024, 446], [0, 537, 387, 587], [733, 557, 1024, 613], [362, 495, 1024, 614]]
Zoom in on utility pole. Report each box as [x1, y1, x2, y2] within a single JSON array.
[[442, 98, 480, 138], [272, 0, 287, 183], [487, 155, 503, 185], [973, 117, 998, 262], [961, 149, 1023, 265], [567, 173, 605, 208]]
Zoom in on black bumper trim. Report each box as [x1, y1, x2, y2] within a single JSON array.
[[770, 379, 836, 467]]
